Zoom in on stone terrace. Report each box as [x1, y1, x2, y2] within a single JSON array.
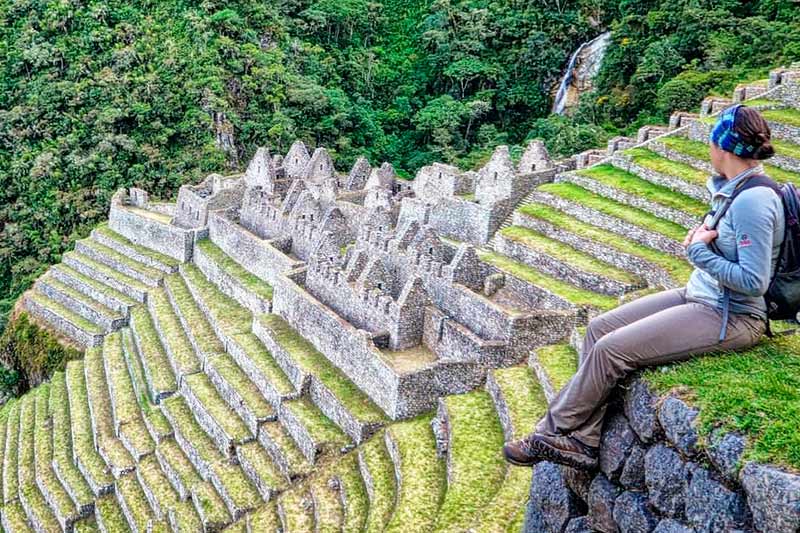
[[4, 65, 800, 532]]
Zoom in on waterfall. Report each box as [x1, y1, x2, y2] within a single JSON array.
[[552, 31, 612, 115]]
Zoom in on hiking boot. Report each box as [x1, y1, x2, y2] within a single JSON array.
[[503, 432, 598, 471]]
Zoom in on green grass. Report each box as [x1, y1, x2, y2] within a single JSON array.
[[2, 401, 20, 504], [248, 502, 281, 530], [500, 226, 640, 285], [434, 392, 506, 533], [64, 250, 150, 293], [126, 205, 173, 224], [576, 163, 707, 217], [184, 372, 251, 442], [537, 182, 688, 241], [283, 397, 349, 447], [116, 473, 154, 532], [156, 438, 202, 494], [78, 238, 163, 281], [279, 489, 315, 531], [478, 250, 618, 311], [130, 306, 178, 399], [645, 334, 800, 470], [163, 274, 225, 357], [64, 361, 114, 491], [51, 263, 137, 307], [385, 414, 446, 533], [137, 454, 202, 531], [207, 354, 275, 423], [311, 476, 345, 530], [490, 366, 547, 439], [536, 344, 578, 393], [84, 346, 137, 471], [334, 453, 369, 533], [659, 134, 711, 161], [149, 287, 202, 376], [95, 223, 179, 268], [161, 396, 224, 466], [33, 385, 78, 521], [773, 138, 800, 160], [230, 332, 296, 396], [260, 421, 312, 478], [471, 467, 532, 533], [1, 503, 34, 532], [762, 107, 800, 128], [192, 480, 232, 529], [237, 441, 286, 493], [196, 239, 273, 301], [103, 332, 143, 427], [180, 264, 251, 335], [95, 495, 130, 533], [764, 163, 800, 186], [742, 98, 783, 107], [360, 431, 397, 533], [257, 314, 387, 422], [517, 203, 693, 284], [624, 147, 709, 186], [41, 274, 122, 319]]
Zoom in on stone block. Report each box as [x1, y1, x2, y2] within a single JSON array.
[[740, 462, 800, 533], [686, 465, 748, 533], [587, 474, 621, 533], [525, 462, 583, 533], [624, 379, 662, 443], [600, 413, 637, 481], [658, 396, 699, 457], [707, 430, 746, 482], [645, 444, 689, 519], [613, 491, 658, 533]]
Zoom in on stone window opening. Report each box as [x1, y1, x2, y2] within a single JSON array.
[[310, 214, 314, 222], [295, 157, 298, 164], [428, 246, 433, 255], [438, 172, 442, 179], [493, 171, 498, 180], [319, 163, 324, 170], [377, 282, 383, 290]]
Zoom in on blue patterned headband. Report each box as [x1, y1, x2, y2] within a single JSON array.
[[709, 104, 757, 158]]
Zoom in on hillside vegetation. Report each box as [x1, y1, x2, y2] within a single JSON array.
[[1, 0, 799, 338]]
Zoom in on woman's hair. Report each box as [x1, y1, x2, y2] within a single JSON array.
[[734, 106, 775, 160]]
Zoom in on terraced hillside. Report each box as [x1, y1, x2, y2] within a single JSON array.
[[3, 66, 800, 532]]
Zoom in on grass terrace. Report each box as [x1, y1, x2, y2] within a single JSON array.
[[279, 489, 315, 530], [260, 421, 313, 478], [490, 366, 548, 438], [761, 107, 800, 128], [499, 226, 640, 285], [149, 287, 202, 377], [282, 397, 349, 448], [536, 344, 579, 393], [50, 263, 137, 308], [257, 314, 387, 423], [623, 147, 709, 186], [130, 306, 178, 399], [334, 453, 369, 532], [384, 415, 446, 533], [78, 238, 163, 281], [537, 182, 688, 241], [576, 164, 707, 217], [477, 250, 619, 311], [434, 392, 506, 533], [64, 250, 150, 294], [95, 224, 180, 268], [660, 134, 800, 186], [645, 333, 800, 471], [125, 205, 174, 225], [230, 332, 296, 397], [28, 291, 103, 335], [359, 431, 396, 533], [95, 495, 129, 531], [180, 264, 251, 335], [517, 203, 693, 283], [196, 239, 274, 301], [163, 274, 226, 356]]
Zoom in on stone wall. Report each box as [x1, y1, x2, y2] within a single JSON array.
[[108, 194, 195, 262], [207, 211, 303, 286], [523, 376, 800, 533]]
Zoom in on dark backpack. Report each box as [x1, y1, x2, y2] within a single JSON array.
[[710, 174, 800, 329]]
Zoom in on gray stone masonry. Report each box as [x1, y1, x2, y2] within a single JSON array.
[[90, 228, 178, 274], [610, 155, 708, 202], [24, 293, 104, 348], [193, 241, 271, 315], [49, 264, 134, 316], [62, 252, 149, 303], [35, 276, 125, 332]]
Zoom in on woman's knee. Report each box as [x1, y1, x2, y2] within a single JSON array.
[[589, 335, 636, 377]]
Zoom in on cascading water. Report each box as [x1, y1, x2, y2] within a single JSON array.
[[552, 31, 611, 115]]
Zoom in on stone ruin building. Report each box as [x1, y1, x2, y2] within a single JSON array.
[[7, 65, 800, 533]]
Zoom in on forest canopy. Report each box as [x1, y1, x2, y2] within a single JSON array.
[[1, 0, 799, 335]]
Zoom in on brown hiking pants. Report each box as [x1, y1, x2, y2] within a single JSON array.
[[536, 287, 765, 447]]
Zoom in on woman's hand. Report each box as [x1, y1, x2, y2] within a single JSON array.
[[683, 224, 702, 248], [690, 224, 718, 245]]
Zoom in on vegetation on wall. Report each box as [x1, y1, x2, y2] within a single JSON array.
[[0, 312, 82, 395], [0, 0, 798, 342]]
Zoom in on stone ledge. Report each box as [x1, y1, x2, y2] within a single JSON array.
[[524, 376, 800, 533]]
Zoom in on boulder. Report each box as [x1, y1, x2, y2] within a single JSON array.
[[686, 465, 748, 532], [645, 444, 689, 518], [653, 519, 694, 533], [525, 461, 583, 533], [707, 429, 746, 482], [624, 379, 662, 443], [600, 413, 637, 481], [614, 491, 658, 533], [657, 396, 699, 456], [587, 474, 621, 533], [619, 441, 647, 490], [740, 462, 800, 533], [565, 516, 595, 533]]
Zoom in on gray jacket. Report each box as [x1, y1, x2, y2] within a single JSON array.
[[686, 166, 784, 322]]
